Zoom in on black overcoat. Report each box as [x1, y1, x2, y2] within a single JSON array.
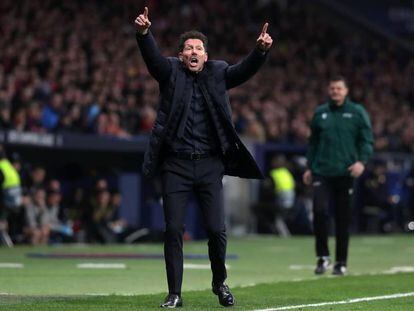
[[137, 32, 266, 179]]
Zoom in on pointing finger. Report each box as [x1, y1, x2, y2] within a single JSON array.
[[144, 6, 149, 18], [261, 22, 268, 35]]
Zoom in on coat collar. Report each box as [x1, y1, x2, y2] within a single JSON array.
[[328, 96, 349, 110], [179, 61, 211, 80]]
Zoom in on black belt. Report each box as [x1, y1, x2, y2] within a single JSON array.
[[169, 151, 216, 161]]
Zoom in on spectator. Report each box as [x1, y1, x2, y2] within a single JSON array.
[[27, 166, 47, 193], [0, 145, 22, 246], [46, 180, 73, 242], [41, 93, 63, 131], [0, 0, 412, 149], [24, 187, 50, 245], [84, 186, 117, 243], [269, 155, 296, 211]]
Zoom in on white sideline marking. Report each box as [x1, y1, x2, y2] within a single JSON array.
[[384, 266, 414, 273], [0, 263, 24, 268], [84, 293, 136, 296], [184, 263, 210, 270], [0, 292, 138, 297], [183, 263, 230, 270], [240, 283, 257, 288], [76, 263, 126, 269], [254, 292, 414, 311], [289, 265, 314, 270]]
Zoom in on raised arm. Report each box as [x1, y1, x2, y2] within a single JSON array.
[[135, 6, 151, 36], [225, 23, 273, 89], [135, 7, 171, 82]]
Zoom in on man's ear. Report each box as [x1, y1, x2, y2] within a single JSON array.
[[178, 52, 183, 62], [205, 53, 208, 62]]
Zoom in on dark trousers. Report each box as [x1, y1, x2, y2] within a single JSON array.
[[312, 174, 354, 264], [161, 155, 227, 295]]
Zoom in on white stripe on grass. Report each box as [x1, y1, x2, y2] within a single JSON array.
[[184, 263, 210, 270], [254, 292, 414, 311], [384, 266, 414, 273], [0, 263, 24, 268], [84, 293, 137, 296], [240, 283, 257, 288], [289, 265, 314, 270], [76, 263, 126, 269], [183, 263, 231, 270]]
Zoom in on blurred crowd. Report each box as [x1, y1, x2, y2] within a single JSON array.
[[1, 149, 130, 245], [1, 0, 414, 151], [252, 154, 414, 236]]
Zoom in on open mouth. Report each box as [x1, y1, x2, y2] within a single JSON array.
[[190, 57, 198, 66]]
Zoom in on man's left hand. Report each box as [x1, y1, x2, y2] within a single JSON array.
[[348, 161, 365, 178], [256, 22, 273, 52]]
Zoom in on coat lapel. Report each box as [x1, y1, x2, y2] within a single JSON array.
[[203, 70, 233, 123], [167, 67, 186, 124]]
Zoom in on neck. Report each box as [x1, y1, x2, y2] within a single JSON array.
[[332, 98, 346, 106], [193, 66, 204, 73], [184, 66, 204, 74]]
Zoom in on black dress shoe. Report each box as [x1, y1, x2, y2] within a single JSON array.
[[212, 283, 235, 307], [160, 294, 182, 308], [332, 262, 347, 276], [314, 257, 331, 275]]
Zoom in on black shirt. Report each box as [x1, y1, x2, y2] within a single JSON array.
[[168, 74, 219, 153]]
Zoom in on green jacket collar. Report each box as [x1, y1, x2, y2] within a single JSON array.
[[329, 96, 350, 110]]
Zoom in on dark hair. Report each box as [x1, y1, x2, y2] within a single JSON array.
[[178, 30, 208, 52], [329, 75, 348, 87]]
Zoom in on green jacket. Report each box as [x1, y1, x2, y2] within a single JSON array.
[[306, 98, 374, 177]]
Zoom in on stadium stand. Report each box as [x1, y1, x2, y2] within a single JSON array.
[[0, 0, 413, 243]]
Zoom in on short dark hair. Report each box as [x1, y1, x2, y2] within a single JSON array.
[[178, 30, 208, 53], [329, 75, 348, 87]]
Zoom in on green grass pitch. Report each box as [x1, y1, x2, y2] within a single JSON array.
[[0, 235, 413, 310]]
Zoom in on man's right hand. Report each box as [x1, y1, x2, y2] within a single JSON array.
[[256, 23, 273, 52], [135, 6, 151, 35], [303, 169, 312, 186]]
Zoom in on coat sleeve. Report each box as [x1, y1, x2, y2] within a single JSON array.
[[306, 113, 319, 169], [357, 106, 374, 163], [225, 48, 267, 89], [136, 31, 172, 82]]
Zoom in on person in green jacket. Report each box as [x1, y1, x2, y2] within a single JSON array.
[[303, 76, 374, 275]]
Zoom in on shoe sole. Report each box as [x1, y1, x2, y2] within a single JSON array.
[[160, 303, 182, 308], [219, 299, 235, 307], [160, 300, 183, 308], [213, 290, 235, 307]]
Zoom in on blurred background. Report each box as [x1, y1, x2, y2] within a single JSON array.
[[1, 0, 414, 246]]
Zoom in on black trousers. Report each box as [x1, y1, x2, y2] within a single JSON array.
[[312, 174, 354, 264], [161, 155, 227, 295]]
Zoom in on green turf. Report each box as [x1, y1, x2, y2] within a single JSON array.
[[0, 235, 413, 310]]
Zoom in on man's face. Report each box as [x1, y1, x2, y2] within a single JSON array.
[[328, 80, 348, 105], [179, 38, 208, 72]]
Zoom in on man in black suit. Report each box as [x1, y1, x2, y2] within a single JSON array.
[[135, 7, 273, 308]]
